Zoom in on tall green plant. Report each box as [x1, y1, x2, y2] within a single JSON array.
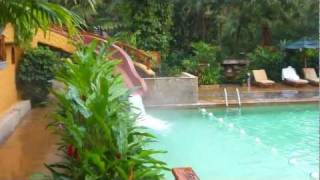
[[31, 42, 167, 180], [17, 47, 58, 106]]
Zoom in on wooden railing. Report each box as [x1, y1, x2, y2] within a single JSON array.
[[116, 43, 160, 70], [50, 26, 159, 70]]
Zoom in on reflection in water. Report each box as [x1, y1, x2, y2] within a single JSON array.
[[0, 107, 58, 179]]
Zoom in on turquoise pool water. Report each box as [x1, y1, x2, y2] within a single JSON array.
[[147, 104, 319, 180]]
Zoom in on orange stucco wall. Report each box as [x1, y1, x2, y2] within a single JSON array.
[[0, 45, 21, 115], [31, 30, 76, 53], [0, 24, 76, 116]]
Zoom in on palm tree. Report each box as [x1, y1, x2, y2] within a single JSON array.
[[0, 0, 84, 44], [49, 0, 99, 20]]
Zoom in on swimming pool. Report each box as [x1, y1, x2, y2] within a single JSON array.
[[147, 104, 319, 180]]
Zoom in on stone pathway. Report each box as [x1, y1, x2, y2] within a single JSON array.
[[0, 107, 58, 180]]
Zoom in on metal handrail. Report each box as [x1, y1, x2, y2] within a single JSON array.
[[236, 88, 241, 107], [224, 88, 229, 107]]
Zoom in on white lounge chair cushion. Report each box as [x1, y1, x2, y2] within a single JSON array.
[[282, 67, 300, 81]]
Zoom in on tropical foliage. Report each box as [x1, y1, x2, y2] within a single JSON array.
[[171, 0, 318, 56], [128, 0, 173, 59], [52, 0, 318, 80], [247, 47, 284, 82], [182, 42, 222, 85], [49, 0, 99, 20], [17, 47, 58, 106], [200, 67, 222, 85], [0, 0, 83, 44], [30, 42, 167, 180]]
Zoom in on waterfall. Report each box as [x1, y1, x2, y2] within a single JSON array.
[[129, 95, 169, 131], [129, 94, 146, 117]]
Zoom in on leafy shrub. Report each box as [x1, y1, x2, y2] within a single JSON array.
[[181, 59, 198, 75], [200, 66, 222, 85], [17, 47, 58, 106], [247, 46, 285, 82], [159, 63, 183, 77], [159, 42, 223, 81], [285, 48, 319, 76], [190, 41, 221, 64], [32, 42, 168, 180], [182, 41, 222, 84], [158, 50, 187, 76], [305, 48, 318, 59], [114, 31, 139, 47]]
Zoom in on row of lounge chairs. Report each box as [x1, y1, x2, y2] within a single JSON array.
[[252, 67, 319, 87]]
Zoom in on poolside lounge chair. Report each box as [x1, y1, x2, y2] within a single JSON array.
[[252, 69, 275, 87], [282, 66, 308, 86], [303, 68, 319, 86]]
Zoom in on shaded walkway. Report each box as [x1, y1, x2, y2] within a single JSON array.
[[0, 107, 58, 179]]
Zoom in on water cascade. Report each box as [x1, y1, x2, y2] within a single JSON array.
[[129, 94, 169, 131]]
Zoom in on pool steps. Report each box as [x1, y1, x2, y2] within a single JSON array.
[[223, 88, 229, 107], [236, 88, 242, 106], [224, 88, 242, 107]]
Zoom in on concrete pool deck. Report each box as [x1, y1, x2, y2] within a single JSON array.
[[0, 107, 58, 179]]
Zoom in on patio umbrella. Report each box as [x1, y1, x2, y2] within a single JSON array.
[[285, 38, 319, 67]]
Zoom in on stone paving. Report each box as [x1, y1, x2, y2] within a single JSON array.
[[0, 107, 58, 180]]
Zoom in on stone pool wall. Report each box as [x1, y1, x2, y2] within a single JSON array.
[[142, 72, 198, 106]]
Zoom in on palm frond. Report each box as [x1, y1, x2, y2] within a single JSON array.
[[0, 0, 84, 44]]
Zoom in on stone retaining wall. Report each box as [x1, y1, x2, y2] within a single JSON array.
[[143, 72, 198, 106]]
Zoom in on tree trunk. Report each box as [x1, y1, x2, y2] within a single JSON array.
[[261, 24, 271, 46]]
